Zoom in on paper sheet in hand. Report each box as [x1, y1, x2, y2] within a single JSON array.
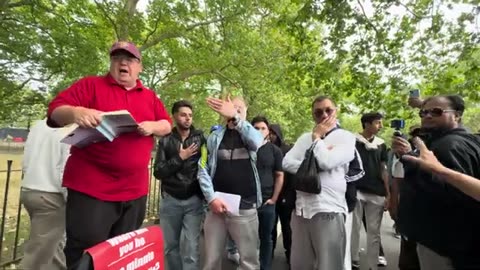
[[214, 192, 241, 216], [60, 110, 138, 148]]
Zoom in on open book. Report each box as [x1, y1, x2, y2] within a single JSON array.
[[60, 110, 138, 148]]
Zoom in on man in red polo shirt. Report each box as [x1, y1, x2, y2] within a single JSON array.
[[47, 41, 172, 269]]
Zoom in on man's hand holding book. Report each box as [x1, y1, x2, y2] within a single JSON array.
[[72, 107, 103, 129]]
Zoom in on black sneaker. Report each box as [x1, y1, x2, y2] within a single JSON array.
[[352, 260, 360, 269]]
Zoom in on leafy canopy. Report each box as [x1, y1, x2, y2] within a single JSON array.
[[0, 0, 478, 140]]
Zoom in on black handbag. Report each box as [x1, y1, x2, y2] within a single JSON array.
[[294, 143, 321, 194]]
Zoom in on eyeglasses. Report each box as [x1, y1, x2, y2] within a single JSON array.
[[111, 55, 139, 64], [313, 108, 335, 118], [419, 108, 457, 118]]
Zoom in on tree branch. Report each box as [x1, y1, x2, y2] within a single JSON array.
[[395, 1, 431, 19], [141, 12, 242, 51], [6, 0, 31, 9], [94, 0, 119, 40], [119, 0, 139, 40], [356, 0, 391, 56], [16, 71, 60, 91], [152, 69, 172, 89], [152, 60, 176, 88], [17, 78, 31, 90], [159, 69, 214, 89], [20, 1, 72, 37], [214, 71, 240, 88], [147, 62, 157, 87], [142, 13, 162, 46]]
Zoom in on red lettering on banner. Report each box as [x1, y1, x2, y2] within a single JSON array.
[[86, 226, 164, 270]]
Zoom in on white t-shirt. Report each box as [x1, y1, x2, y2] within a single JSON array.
[[22, 120, 70, 195], [392, 155, 405, 178]]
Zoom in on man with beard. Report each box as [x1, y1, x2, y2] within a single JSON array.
[[47, 41, 172, 269], [199, 95, 263, 270], [392, 95, 480, 269], [154, 100, 205, 270], [350, 112, 390, 270]]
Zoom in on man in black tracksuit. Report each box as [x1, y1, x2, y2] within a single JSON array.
[[392, 95, 480, 269], [153, 100, 205, 270], [269, 124, 295, 265]]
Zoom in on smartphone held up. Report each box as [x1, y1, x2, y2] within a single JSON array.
[[409, 89, 420, 98], [391, 119, 406, 137]]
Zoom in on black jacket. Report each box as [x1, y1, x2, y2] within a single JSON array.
[[153, 127, 206, 200], [345, 149, 365, 212], [398, 128, 480, 269], [270, 124, 295, 208]]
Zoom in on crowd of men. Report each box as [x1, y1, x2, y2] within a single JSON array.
[[19, 41, 480, 270]]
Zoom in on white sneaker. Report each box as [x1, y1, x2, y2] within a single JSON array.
[[377, 256, 388, 266], [227, 252, 240, 265]]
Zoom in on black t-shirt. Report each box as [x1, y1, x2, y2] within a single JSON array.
[[355, 137, 388, 196], [256, 142, 283, 201], [213, 128, 257, 209]]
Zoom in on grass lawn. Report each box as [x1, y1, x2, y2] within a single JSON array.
[[0, 152, 22, 218], [0, 152, 161, 266], [0, 152, 23, 218], [0, 152, 29, 265], [0, 152, 22, 170]]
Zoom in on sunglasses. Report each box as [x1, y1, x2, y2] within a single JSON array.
[[313, 108, 335, 118], [419, 108, 456, 118]]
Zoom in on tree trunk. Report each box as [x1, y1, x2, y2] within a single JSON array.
[[118, 0, 139, 41]]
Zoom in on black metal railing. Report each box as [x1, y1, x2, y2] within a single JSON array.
[[0, 159, 161, 267]]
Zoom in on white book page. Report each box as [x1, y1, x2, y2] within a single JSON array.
[[214, 192, 241, 216]]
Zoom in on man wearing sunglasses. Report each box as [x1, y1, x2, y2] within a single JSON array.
[[392, 95, 480, 270], [283, 96, 356, 270]]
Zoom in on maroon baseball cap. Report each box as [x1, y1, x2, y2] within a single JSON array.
[[109, 41, 141, 60]]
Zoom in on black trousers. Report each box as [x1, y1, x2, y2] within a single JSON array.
[[65, 189, 147, 270], [399, 236, 420, 270], [272, 202, 294, 262]]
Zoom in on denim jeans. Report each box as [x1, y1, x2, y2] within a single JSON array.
[[258, 203, 276, 270], [160, 193, 204, 270]]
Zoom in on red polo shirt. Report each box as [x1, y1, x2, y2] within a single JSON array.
[[47, 74, 172, 201]]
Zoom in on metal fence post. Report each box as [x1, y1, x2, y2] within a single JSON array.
[[0, 160, 13, 262], [12, 172, 24, 260]]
